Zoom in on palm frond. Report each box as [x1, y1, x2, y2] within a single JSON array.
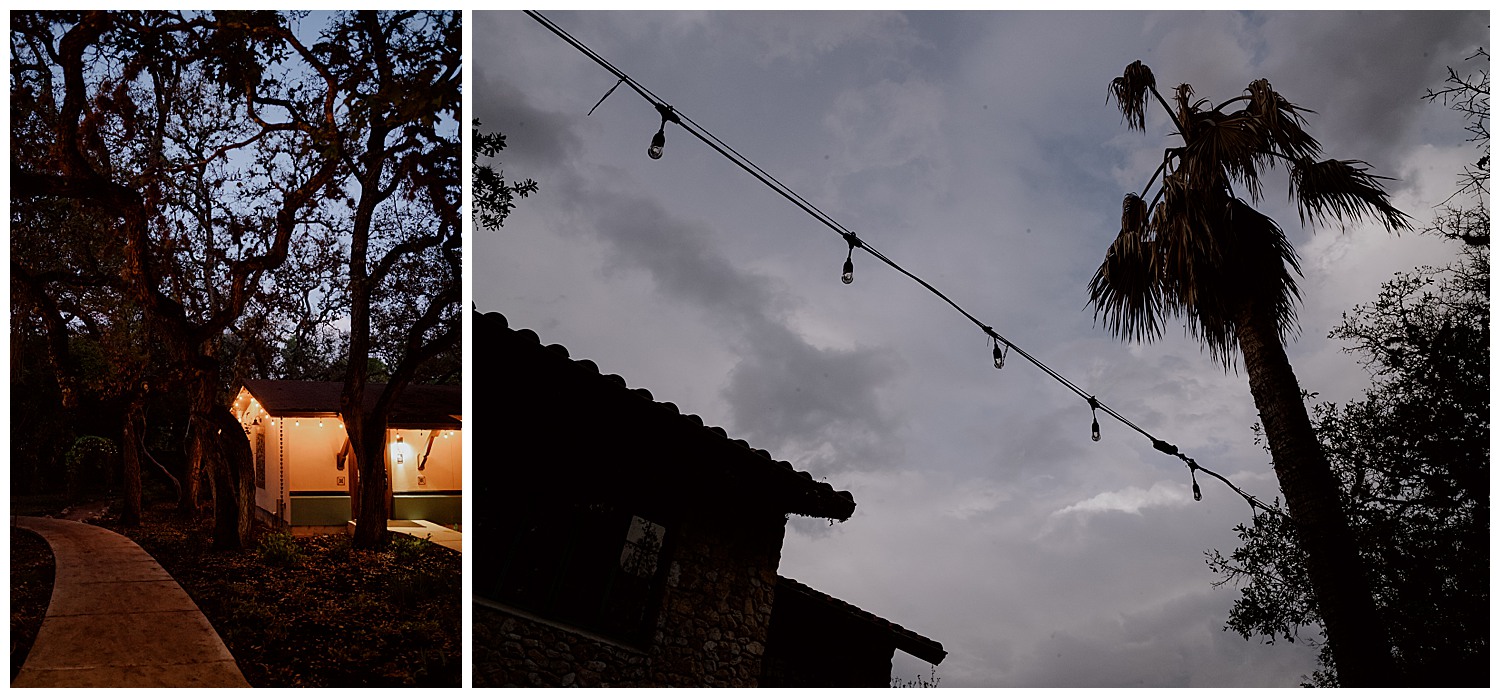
[[1172, 83, 1198, 135], [1221, 197, 1303, 345], [1121, 191, 1149, 235], [1289, 157, 1413, 231], [1182, 108, 1265, 201], [1109, 60, 1155, 131], [1088, 193, 1166, 343], [1245, 78, 1321, 161]]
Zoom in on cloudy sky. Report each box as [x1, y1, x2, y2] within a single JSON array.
[[470, 10, 1487, 687]]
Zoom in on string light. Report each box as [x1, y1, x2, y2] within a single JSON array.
[[841, 232, 862, 285], [1087, 396, 1101, 442], [648, 127, 665, 159], [648, 103, 679, 160], [523, 10, 1286, 520]]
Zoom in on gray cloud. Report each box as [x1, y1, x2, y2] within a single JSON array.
[[475, 10, 1476, 687], [472, 59, 908, 474]]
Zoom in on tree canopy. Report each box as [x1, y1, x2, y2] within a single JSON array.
[[10, 10, 461, 548]]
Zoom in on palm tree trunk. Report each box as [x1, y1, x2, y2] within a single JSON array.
[[1237, 303, 1395, 686]]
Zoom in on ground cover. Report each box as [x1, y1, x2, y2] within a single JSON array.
[[9, 526, 54, 683], [113, 502, 462, 687]]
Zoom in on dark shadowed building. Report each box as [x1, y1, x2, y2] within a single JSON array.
[[473, 310, 945, 687]]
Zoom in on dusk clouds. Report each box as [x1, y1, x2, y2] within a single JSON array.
[[474, 10, 1486, 686]]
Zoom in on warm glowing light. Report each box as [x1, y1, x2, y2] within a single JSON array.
[[390, 433, 414, 466]]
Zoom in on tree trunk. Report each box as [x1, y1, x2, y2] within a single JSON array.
[[181, 372, 212, 516], [344, 405, 391, 548], [182, 357, 253, 549], [206, 405, 255, 549], [1237, 303, 1395, 686], [120, 399, 144, 527]]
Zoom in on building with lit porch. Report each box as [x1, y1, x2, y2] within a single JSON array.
[[231, 380, 461, 533]]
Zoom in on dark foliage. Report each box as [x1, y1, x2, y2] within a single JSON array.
[[9, 527, 55, 682], [1208, 245, 1489, 686], [112, 503, 461, 687], [472, 119, 537, 232]]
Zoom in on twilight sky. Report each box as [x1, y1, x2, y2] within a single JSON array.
[[470, 10, 1487, 687]]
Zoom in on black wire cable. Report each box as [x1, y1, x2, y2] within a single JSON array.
[[521, 10, 1285, 519]]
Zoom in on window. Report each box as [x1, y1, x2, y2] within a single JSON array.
[[480, 502, 669, 644], [254, 427, 266, 489]]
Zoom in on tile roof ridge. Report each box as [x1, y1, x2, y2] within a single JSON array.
[[476, 309, 857, 517]]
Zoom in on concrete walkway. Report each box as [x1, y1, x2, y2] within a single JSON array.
[[387, 519, 463, 553], [11, 516, 250, 688]]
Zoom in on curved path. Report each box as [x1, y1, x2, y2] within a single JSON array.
[[11, 516, 250, 688]]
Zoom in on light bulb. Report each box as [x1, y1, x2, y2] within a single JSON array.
[[1091, 416, 1101, 442], [841, 256, 854, 284], [992, 343, 1005, 370], [1192, 481, 1202, 502], [648, 128, 665, 159]]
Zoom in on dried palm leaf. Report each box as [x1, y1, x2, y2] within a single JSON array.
[[1109, 60, 1155, 131], [1245, 78, 1320, 161], [1289, 157, 1412, 231]]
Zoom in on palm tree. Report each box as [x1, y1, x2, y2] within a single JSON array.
[[1089, 61, 1410, 686]]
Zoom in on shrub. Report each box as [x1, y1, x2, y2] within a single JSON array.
[[389, 533, 430, 563], [257, 532, 303, 566]]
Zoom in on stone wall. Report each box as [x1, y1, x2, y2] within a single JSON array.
[[647, 506, 785, 685], [473, 603, 651, 687], [473, 505, 788, 687]]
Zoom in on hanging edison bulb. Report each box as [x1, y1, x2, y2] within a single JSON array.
[[1087, 397, 1101, 441], [1191, 470, 1203, 501], [992, 342, 1005, 369], [841, 253, 854, 284], [648, 127, 666, 159]]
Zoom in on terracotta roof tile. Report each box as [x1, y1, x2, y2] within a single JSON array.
[[477, 310, 856, 521], [777, 575, 946, 665], [239, 380, 459, 428]]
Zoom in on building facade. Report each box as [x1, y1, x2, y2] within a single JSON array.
[[473, 311, 942, 687], [231, 380, 461, 532]]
